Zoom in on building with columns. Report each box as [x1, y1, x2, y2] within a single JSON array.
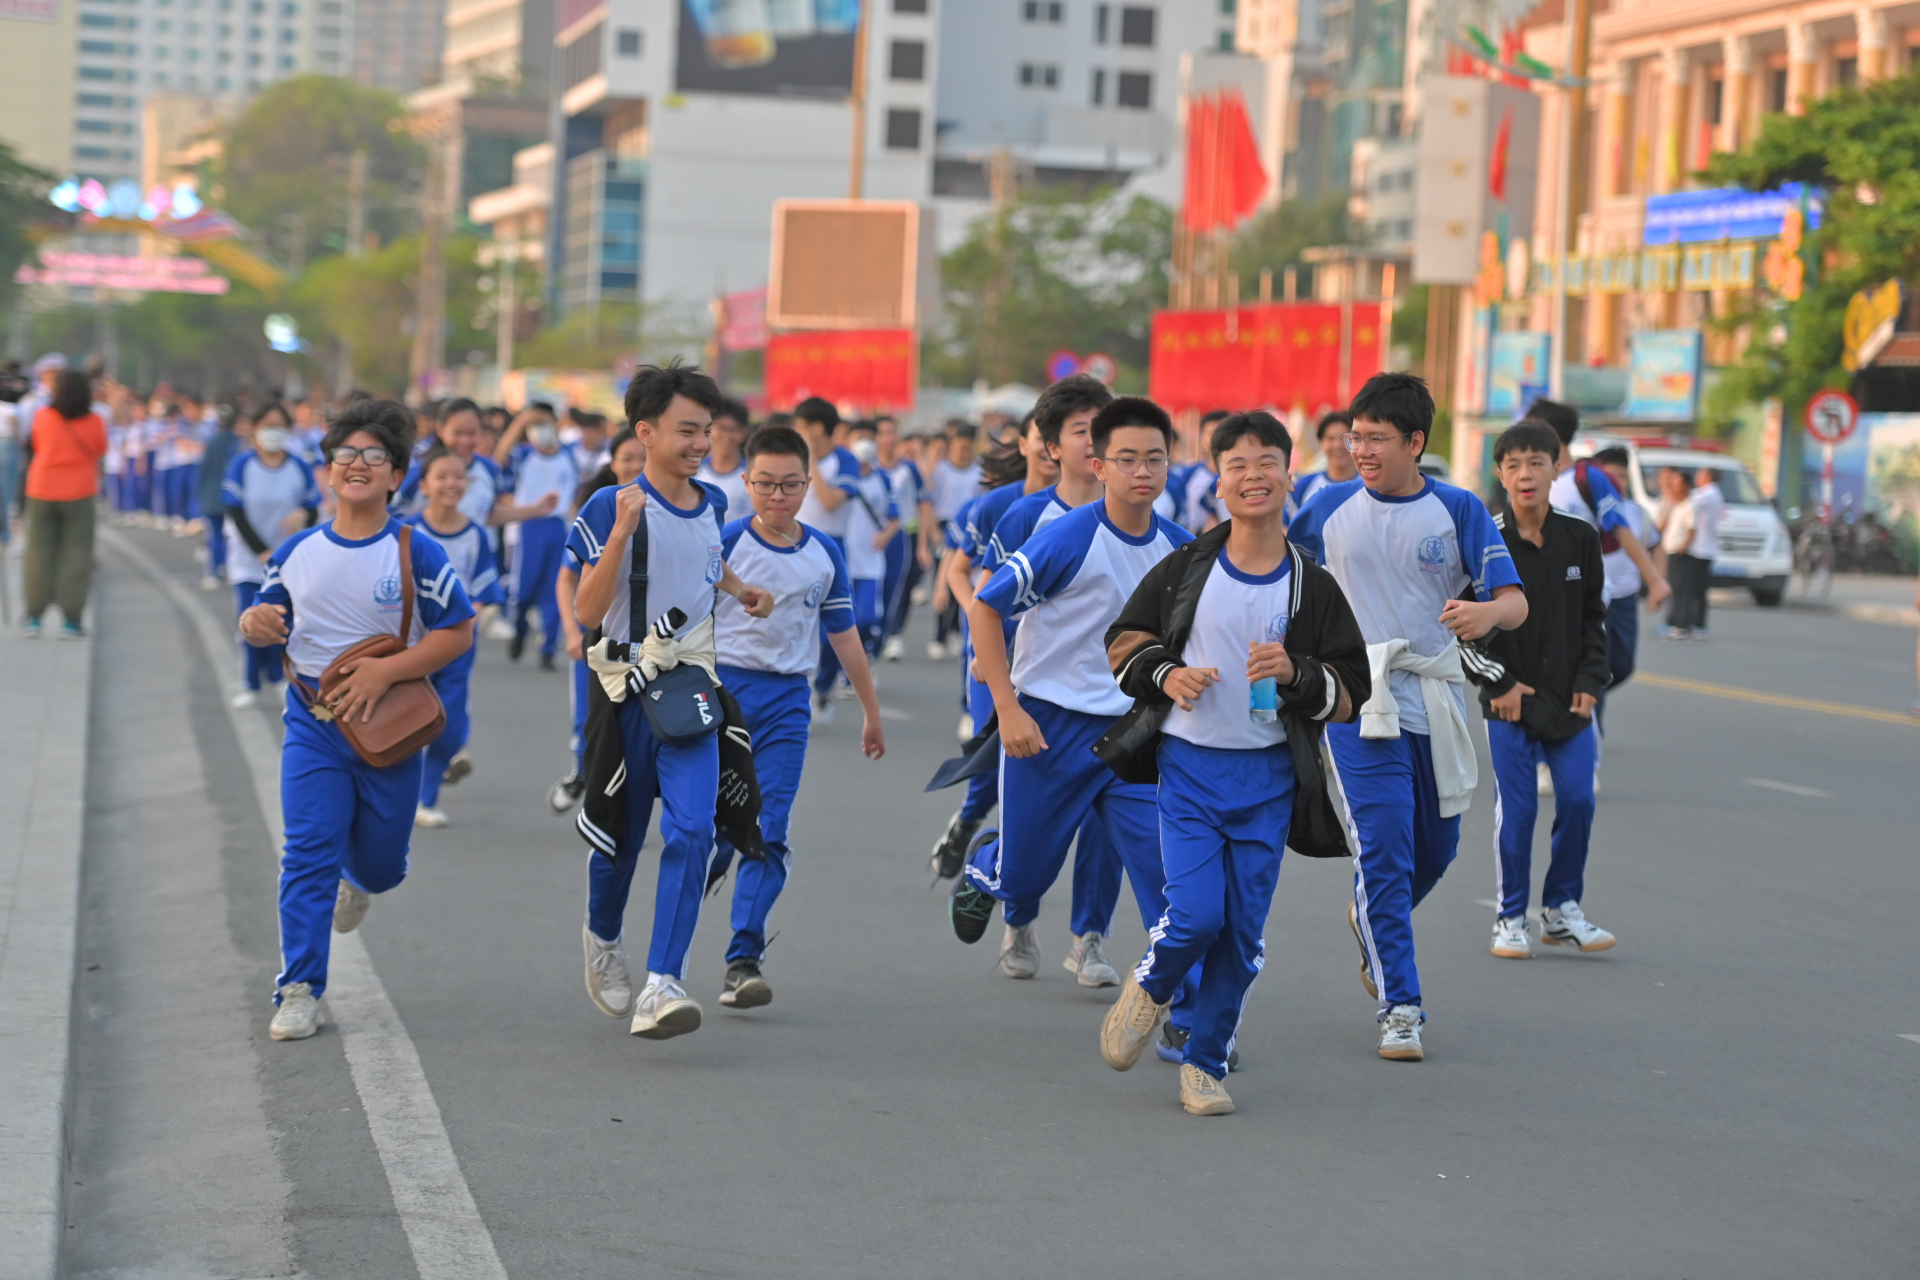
[[1521, 0, 1917, 368]]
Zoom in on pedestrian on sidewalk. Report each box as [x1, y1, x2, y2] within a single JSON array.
[[21, 368, 107, 639], [1655, 468, 1704, 640]]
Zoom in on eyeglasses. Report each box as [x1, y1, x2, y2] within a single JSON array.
[[329, 445, 393, 467], [747, 478, 810, 496], [1342, 432, 1405, 454], [1099, 454, 1170, 474]]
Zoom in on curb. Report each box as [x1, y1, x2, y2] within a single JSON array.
[[0, 553, 91, 1280]]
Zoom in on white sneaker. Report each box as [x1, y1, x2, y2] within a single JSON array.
[[1378, 1004, 1425, 1061], [1540, 902, 1616, 951], [332, 879, 370, 934], [998, 922, 1040, 979], [882, 635, 905, 662], [1536, 762, 1553, 796], [483, 615, 516, 642], [414, 805, 449, 828], [1063, 931, 1120, 987], [630, 977, 702, 1039], [199, 574, 221, 592], [269, 982, 328, 1041], [927, 640, 947, 661], [1491, 916, 1532, 959], [583, 926, 634, 1017], [956, 713, 974, 742], [811, 690, 835, 724], [230, 690, 259, 710]]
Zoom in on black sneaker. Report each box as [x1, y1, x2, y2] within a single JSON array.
[[929, 809, 983, 880], [547, 771, 586, 814], [1154, 1023, 1240, 1072], [508, 629, 526, 662], [948, 832, 998, 945], [718, 960, 772, 1009], [539, 651, 556, 671]]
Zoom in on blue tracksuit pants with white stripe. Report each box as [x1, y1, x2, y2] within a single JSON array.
[[1135, 737, 1294, 1080], [1487, 720, 1597, 920], [510, 514, 566, 657], [711, 666, 814, 964], [1328, 723, 1459, 1012], [419, 648, 475, 808]]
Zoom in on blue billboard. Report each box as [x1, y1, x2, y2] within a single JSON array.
[[1624, 330, 1704, 420], [1642, 184, 1823, 246]]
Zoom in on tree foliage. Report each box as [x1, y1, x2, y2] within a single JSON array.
[[31, 285, 281, 393], [294, 235, 491, 396], [1229, 195, 1357, 282], [512, 301, 707, 371], [0, 143, 54, 314]]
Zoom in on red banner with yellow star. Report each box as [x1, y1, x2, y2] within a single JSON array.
[[1148, 304, 1382, 414], [765, 328, 917, 411]]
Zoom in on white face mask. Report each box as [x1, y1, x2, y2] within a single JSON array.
[[850, 438, 878, 466], [530, 424, 559, 449], [256, 427, 290, 454]]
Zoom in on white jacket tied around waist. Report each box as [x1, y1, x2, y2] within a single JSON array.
[[1357, 638, 1477, 819], [585, 613, 718, 703]]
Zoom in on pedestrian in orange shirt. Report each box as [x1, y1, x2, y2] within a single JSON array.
[[23, 368, 107, 639]]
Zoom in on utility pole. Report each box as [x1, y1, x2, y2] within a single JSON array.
[[1552, 0, 1594, 395], [408, 104, 457, 405], [847, 0, 870, 200], [346, 149, 368, 258], [979, 148, 1017, 386]]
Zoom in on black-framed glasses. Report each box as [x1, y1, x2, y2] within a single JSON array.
[[329, 445, 393, 467], [748, 478, 810, 496], [1100, 454, 1170, 474]]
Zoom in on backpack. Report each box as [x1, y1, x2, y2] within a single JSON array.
[[1573, 462, 1621, 554]]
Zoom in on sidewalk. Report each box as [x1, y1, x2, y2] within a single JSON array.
[[1714, 572, 1920, 627], [0, 550, 92, 1280]]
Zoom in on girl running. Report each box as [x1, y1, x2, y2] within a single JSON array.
[[240, 400, 475, 1042], [223, 403, 320, 710]]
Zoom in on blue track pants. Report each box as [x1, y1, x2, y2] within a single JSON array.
[[511, 515, 566, 657], [1488, 720, 1597, 920], [420, 648, 475, 808], [1595, 593, 1639, 745], [585, 698, 719, 979], [1328, 724, 1459, 1012], [813, 577, 884, 693], [275, 693, 421, 999], [570, 656, 591, 771], [710, 666, 813, 964], [1136, 737, 1294, 1080], [204, 514, 226, 575], [234, 581, 285, 692]]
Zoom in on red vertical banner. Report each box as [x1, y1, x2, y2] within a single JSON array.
[[764, 328, 916, 411], [1152, 304, 1372, 415]]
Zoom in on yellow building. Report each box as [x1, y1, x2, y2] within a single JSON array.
[[0, 1, 77, 174]]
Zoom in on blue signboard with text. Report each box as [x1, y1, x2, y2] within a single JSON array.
[[1642, 185, 1823, 246]]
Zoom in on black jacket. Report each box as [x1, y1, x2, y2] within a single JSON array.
[[1095, 522, 1371, 859], [1462, 509, 1610, 743]]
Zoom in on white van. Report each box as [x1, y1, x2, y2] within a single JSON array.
[[1568, 438, 1793, 606]]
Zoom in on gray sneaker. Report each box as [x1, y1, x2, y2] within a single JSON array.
[[269, 982, 328, 1041], [998, 922, 1040, 978], [1100, 974, 1169, 1071], [332, 879, 370, 934], [582, 925, 634, 1017], [1378, 1004, 1425, 1061], [1063, 931, 1120, 987], [630, 978, 702, 1040]]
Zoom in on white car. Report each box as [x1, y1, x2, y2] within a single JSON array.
[[1569, 438, 1793, 606]]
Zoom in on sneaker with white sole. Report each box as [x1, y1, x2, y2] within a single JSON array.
[[442, 752, 473, 787], [998, 922, 1040, 978], [1378, 1004, 1425, 1061], [1179, 1064, 1235, 1116], [927, 640, 947, 661], [332, 879, 370, 934], [414, 805, 449, 828], [230, 689, 259, 710], [1100, 974, 1169, 1071], [1063, 931, 1119, 987], [717, 959, 772, 1009], [547, 771, 586, 814], [582, 926, 634, 1017], [269, 982, 328, 1041], [1348, 901, 1378, 999], [630, 978, 702, 1039], [1491, 916, 1532, 958], [882, 635, 905, 662], [1536, 761, 1553, 796], [1539, 902, 1616, 951]]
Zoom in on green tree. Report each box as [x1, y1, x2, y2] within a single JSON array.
[[294, 234, 491, 397], [513, 301, 707, 372], [1229, 195, 1357, 282], [0, 143, 54, 316], [216, 75, 423, 268]]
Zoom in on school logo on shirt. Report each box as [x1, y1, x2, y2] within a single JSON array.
[[1566, 565, 1583, 580], [705, 543, 724, 586], [1265, 613, 1289, 643], [804, 580, 825, 609], [373, 575, 403, 611], [1417, 536, 1448, 575]]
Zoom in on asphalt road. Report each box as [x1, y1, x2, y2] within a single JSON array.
[[60, 527, 1920, 1279]]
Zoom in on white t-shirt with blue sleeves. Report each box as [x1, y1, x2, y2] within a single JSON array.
[[697, 458, 750, 517], [839, 465, 897, 581], [406, 514, 506, 607], [714, 519, 855, 677], [1549, 465, 1642, 601], [886, 459, 924, 529], [1162, 552, 1292, 752], [798, 446, 859, 538], [566, 476, 728, 643], [1290, 476, 1521, 735], [399, 452, 502, 526], [506, 443, 584, 518], [222, 449, 320, 587], [975, 503, 1193, 718], [256, 519, 475, 679], [981, 485, 1071, 575]]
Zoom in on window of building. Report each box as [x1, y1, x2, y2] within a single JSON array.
[[77, 119, 114, 133], [80, 65, 116, 79], [279, 53, 293, 68], [1094, 2, 1109, 41], [893, 0, 928, 11], [1022, 0, 1062, 20], [282, 1, 297, 12], [1018, 62, 1059, 87], [154, 44, 169, 56], [278, 26, 294, 40], [80, 39, 118, 53], [1119, 5, 1154, 45], [886, 107, 922, 149], [1835, 56, 1858, 86], [1219, 0, 1234, 11], [1768, 65, 1788, 112], [81, 13, 118, 27], [76, 146, 113, 160], [1216, 28, 1233, 50], [616, 28, 641, 55], [1091, 66, 1105, 104], [77, 92, 115, 106], [1116, 68, 1151, 107], [889, 38, 924, 80], [1705, 76, 1723, 124]]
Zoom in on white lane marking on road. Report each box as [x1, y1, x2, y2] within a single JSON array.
[[1742, 777, 1835, 799], [1899, 1035, 1920, 1046], [106, 529, 509, 1280]]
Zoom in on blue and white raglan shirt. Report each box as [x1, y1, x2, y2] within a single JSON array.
[[1290, 469, 1337, 522], [506, 442, 584, 519], [798, 445, 860, 539], [1180, 463, 1221, 533], [566, 476, 728, 643], [980, 484, 1072, 575], [1290, 476, 1522, 735], [976, 503, 1193, 718], [885, 458, 925, 532], [839, 464, 897, 582], [1549, 465, 1642, 601], [255, 519, 475, 680], [223, 449, 321, 587], [398, 452, 503, 526], [962, 480, 1030, 574], [697, 458, 750, 517], [714, 519, 856, 676], [405, 513, 506, 607], [1162, 551, 1296, 752], [931, 457, 983, 527]]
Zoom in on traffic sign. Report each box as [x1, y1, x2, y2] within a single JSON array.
[[1804, 389, 1858, 445], [1045, 350, 1081, 382], [1081, 352, 1117, 386]]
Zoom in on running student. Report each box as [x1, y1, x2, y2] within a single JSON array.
[[222, 403, 320, 709], [1099, 412, 1368, 1115], [240, 400, 476, 1042], [1468, 421, 1616, 960], [705, 425, 885, 1009], [951, 397, 1195, 1008], [1290, 372, 1526, 1062], [811, 419, 898, 709], [495, 403, 583, 669], [1289, 410, 1356, 515], [396, 398, 504, 526], [406, 446, 507, 828], [696, 397, 751, 514], [569, 363, 772, 1041]]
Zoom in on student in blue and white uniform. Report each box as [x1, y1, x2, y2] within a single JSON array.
[[1290, 373, 1527, 1062], [875, 415, 930, 660], [705, 425, 885, 1010], [1098, 411, 1369, 1116], [396, 398, 505, 527], [495, 403, 583, 669], [406, 446, 507, 828], [240, 400, 475, 1042], [695, 396, 751, 515], [1287, 411, 1357, 518], [952, 397, 1197, 1007], [223, 405, 320, 710], [569, 364, 773, 1042], [810, 420, 898, 706], [927, 420, 982, 658]]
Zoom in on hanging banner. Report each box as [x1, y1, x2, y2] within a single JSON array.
[[765, 328, 915, 411], [1148, 304, 1382, 415]]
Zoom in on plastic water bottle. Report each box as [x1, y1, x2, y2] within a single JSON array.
[[1250, 676, 1278, 724]]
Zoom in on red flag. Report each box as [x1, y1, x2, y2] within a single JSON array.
[[1489, 107, 1512, 201], [1218, 91, 1269, 226], [1183, 90, 1268, 232], [1182, 94, 1218, 231]]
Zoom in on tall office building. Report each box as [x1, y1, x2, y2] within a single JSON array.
[[354, 0, 448, 93], [444, 0, 555, 96]]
